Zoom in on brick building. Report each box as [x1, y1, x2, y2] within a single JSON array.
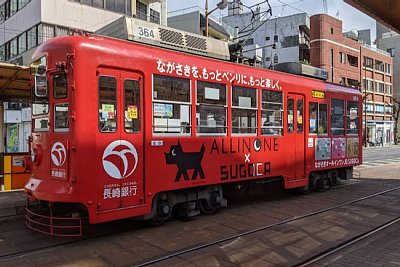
[[310, 14, 394, 146]]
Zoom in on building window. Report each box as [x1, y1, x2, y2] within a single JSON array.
[[0, 5, 5, 22], [330, 27, 334, 34], [231, 86, 257, 134], [153, 75, 191, 134], [0, 45, 4, 61], [375, 60, 384, 72], [339, 52, 345, 64], [17, 33, 26, 54], [375, 82, 384, 93], [244, 38, 253, 46], [364, 56, 373, 68], [273, 35, 278, 42], [347, 55, 358, 67], [93, 0, 104, 8], [385, 63, 392, 75], [375, 104, 384, 114], [365, 103, 374, 113], [261, 90, 283, 136], [385, 105, 392, 115], [347, 101, 358, 135], [273, 53, 278, 64], [331, 99, 344, 136], [39, 24, 55, 44], [364, 79, 373, 92], [347, 78, 359, 88], [266, 36, 270, 41], [150, 8, 160, 24], [27, 26, 38, 49], [10, 38, 17, 58], [386, 84, 392, 95], [197, 81, 226, 134], [265, 57, 270, 62], [136, 1, 147, 20]]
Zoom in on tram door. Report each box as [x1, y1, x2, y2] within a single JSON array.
[[287, 94, 305, 180], [96, 68, 144, 212]]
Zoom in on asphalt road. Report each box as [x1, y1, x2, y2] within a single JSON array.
[[362, 145, 400, 163]]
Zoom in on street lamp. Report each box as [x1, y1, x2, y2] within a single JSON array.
[[205, 0, 228, 37]]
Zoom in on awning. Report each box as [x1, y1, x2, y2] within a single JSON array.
[[0, 62, 30, 102], [344, 0, 400, 33]]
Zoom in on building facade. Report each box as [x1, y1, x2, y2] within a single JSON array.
[[222, 0, 310, 68], [0, 0, 167, 65], [311, 14, 394, 146], [0, 0, 166, 153], [167, 6, 232, 41]]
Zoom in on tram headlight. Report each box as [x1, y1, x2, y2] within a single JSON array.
[[31, 148, 36, 163], [31, 146, 42, 166]]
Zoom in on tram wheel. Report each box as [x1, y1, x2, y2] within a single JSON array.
[[199, 199, 217, 215]]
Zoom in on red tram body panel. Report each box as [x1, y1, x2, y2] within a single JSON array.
[[25, 35, 362, 235]]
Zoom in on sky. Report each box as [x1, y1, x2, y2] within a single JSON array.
[[167, 0, 377, 40]]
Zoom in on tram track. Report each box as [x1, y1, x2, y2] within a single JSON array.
[[297, 216, 400, 266], [0, 180, 398, 265], [134, 185, 400, 267]]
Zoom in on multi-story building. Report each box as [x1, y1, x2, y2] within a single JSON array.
[[311, 14, 394, 146], [167, 6, 232, 41], [375, 22, 400, 143], [222, 0, 310, 68], [0, 0, 167, 65], [0, 0, 166, 153]]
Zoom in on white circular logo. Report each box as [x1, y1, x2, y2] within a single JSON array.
[[102, 140, 138, 179], [51, 142, 67, 167]]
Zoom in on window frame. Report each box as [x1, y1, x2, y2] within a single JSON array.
[[231, 85, 258, 136], [346, 101, 359, 136], [54, 103, 70, 133], [124, 78, 141, 134], [331, 99, 345, 136], [152, 74, 192, 136], [98, 75, 118, 133], [196, 80, 227, 136], [261, 90, 284, 136]]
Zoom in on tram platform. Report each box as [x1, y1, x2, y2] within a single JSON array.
[[0, 189, 25, 220]]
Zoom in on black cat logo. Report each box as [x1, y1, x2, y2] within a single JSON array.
[[165, 141, 205, 182]]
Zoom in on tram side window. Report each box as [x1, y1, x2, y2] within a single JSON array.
[[53, 74, 67, 98], [297, 99, 303, 133], [347, 101, 359, 135], [124, 79, 140, 133], [32, 103, 49, 131], [98, 76, 117, 133], [309, 102, 328, 135], [287, 98, 294, 133], [232, 86, 257, 134], [197, 81, 227, 134], [261, 91, 283, 135], [54, 103, 69, 132], [331, 99, 345, 135], [153, 75, 191, 134]]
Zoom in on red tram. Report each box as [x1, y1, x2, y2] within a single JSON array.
[[25, 34, 362, 236]]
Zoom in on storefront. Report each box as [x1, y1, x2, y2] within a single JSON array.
[[366, 120, 394, 146]]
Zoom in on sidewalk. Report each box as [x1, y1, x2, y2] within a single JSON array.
[[0, 189, 26, 220]]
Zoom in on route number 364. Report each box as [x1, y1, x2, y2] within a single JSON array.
[[137, 26, 155, 38]]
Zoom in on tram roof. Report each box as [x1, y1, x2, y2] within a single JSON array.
[[0, 62, 30, 102]]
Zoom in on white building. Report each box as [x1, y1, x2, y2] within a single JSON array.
[[222, 1, 310, 68], [0, 0, 167, 65], [0, 0, 166, 153]]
